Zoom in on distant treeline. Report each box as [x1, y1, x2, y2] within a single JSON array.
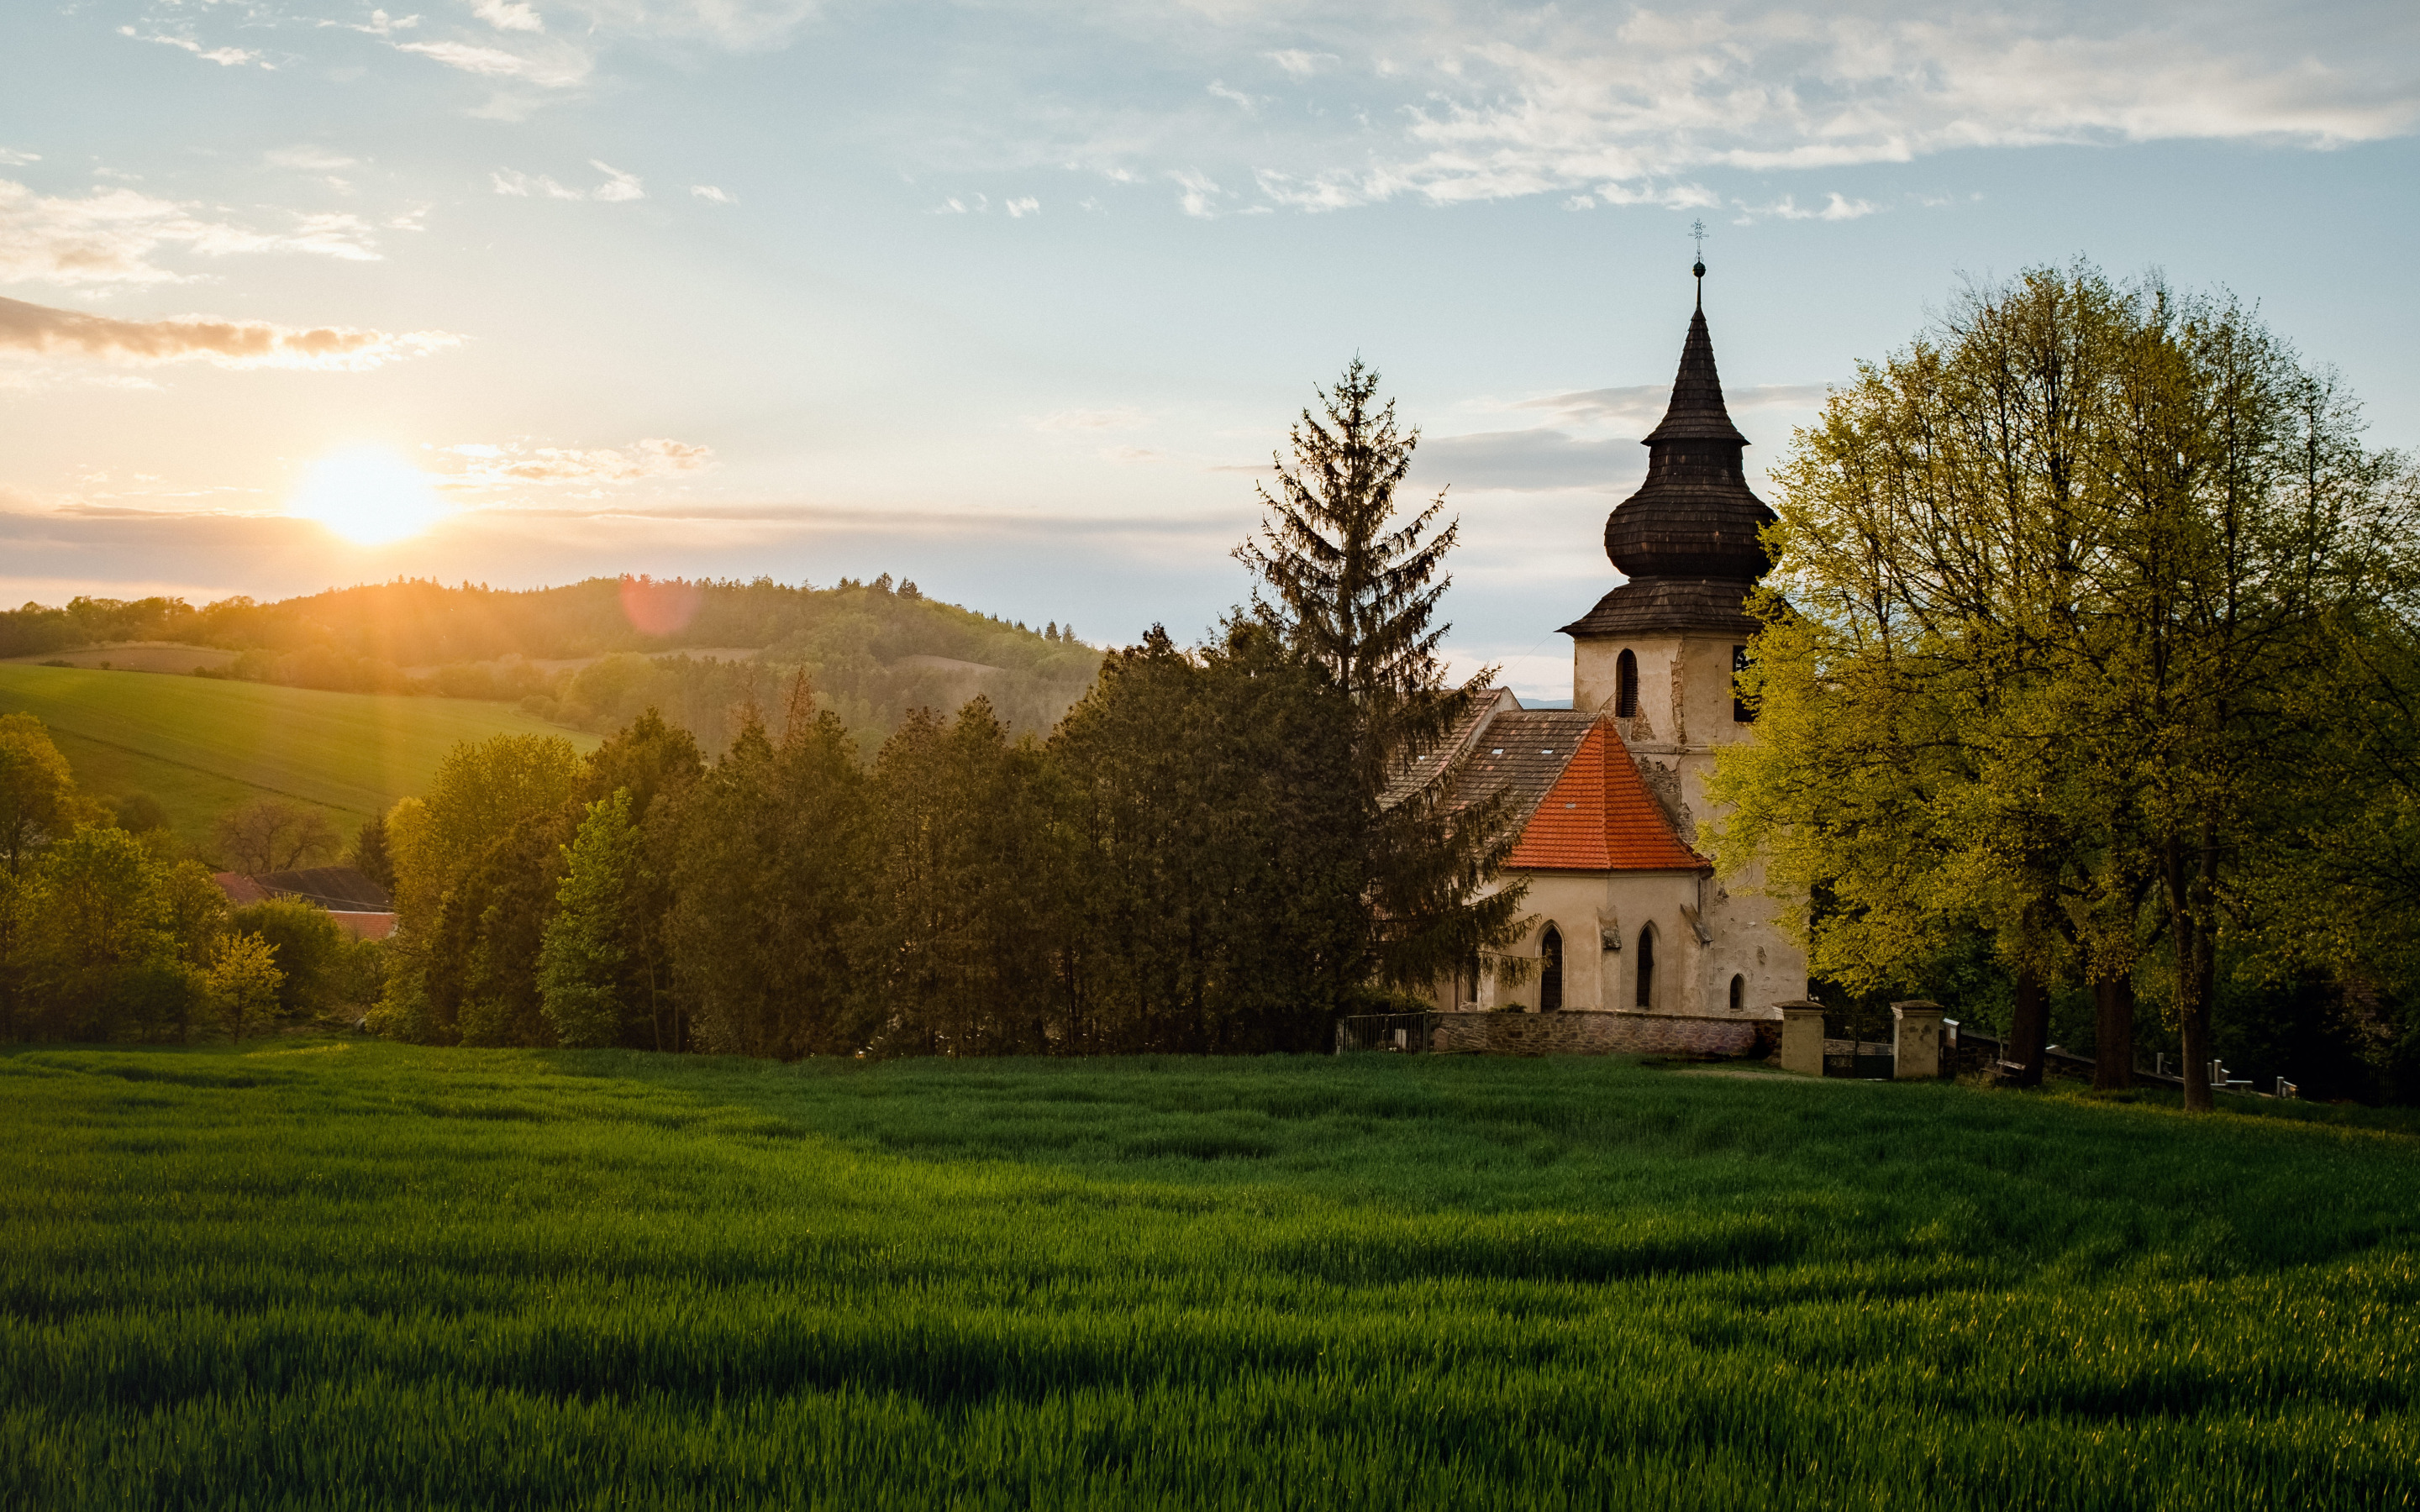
[[365, 627, 1429, 1057], [3, 576, 1104, 743]]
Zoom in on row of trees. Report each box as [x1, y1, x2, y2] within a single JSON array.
[[1712, 263, 2420, 1110], [346, 362, 1523, 1057]]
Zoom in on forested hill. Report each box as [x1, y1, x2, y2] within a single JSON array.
[[0, 576, 1104, 747]]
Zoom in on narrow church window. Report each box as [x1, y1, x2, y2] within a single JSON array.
[[1728, 974, 1744, 1012], [1616, 649, 1639, 717], [1540, 926, 1565, 1011], [1634, 927, 1655, 1008], [1733, 645, 1754, 723]]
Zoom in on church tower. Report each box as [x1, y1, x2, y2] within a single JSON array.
[[1559, 265, 1807, 1010]]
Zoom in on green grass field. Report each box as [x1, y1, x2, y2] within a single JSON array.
[[3, 1046, 2413, 1509], [0, 664, 597, 848]]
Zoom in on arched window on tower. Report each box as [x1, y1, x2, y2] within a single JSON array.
[[1634, 926, 1656, 1008], [1615, 649, 1639, 718], [1539, 926, 1564, 1011], [1728, 974, 1744, 1013], [1733, 644, 1754, 723]]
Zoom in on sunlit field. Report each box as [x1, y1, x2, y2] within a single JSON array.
[[0, 665, 594, 846], [3, 1044, 2414, 1509]]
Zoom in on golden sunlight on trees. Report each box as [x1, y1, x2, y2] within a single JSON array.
[[1707, 261, 2416, 1112], [212, 800, 342, 875], [207, 932, 283, 1042]]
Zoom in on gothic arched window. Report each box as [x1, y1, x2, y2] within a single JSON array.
[[1728, 974, 1744, 1013], [1615, 649, 1639, 718], [1634, 926, 1655, 1008], [1540, 926, 1565, 1011]]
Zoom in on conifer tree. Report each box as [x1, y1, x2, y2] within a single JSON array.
[[539, 789, 644, 1049], [1235, 360, 1527, 993]]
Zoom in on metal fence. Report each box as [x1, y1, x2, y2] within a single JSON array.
[[1334, 1013, 1434, 1054]]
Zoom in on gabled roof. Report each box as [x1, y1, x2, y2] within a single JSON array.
[[1381, 687, 1518, 809], [212, 865, 392, 913], [1502, 719, 1709, 873], [1436, 708, 1707, 874]]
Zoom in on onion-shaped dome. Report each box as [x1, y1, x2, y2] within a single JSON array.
[[1602, 307, 1774, 582], [1562, 282, 1777, 639]]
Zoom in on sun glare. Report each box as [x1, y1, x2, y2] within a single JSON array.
[[290, 448, 445, 545]]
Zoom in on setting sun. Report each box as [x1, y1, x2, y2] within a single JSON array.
[[288, 449, 445, 545]]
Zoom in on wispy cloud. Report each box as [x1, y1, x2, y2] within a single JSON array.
[[588, 161, 644, 202], [1741, 192, 1880, 223], [491, 162, 644, 201], [1518, 383, 1831, 428], [691, 184, 735, 203], [118, 28, 271, 69], [0, 149, 39, 168], [441, 436, 715, 486], [1207, 81, 1260, 115], [1266, 50, 1338, 79], [473, 0, 546, 33], [0, 180, 383, 286], [949, 2, 2420, 216], [393, 39, 588, 87], [0, 294, 462, 370], [1031, 407, 1149, 432]]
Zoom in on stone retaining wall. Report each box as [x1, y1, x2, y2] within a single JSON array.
[[1427, 1010, 1779, 1058]]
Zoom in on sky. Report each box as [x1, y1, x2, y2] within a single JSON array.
[[2, 0, 2416, 699]]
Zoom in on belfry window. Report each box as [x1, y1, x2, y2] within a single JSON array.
[[1733, 645, 1754, 723], [1634, 927, 1655, 1008], [1539, 926, 1565, 1011], [1615, 649, 1639, 718]]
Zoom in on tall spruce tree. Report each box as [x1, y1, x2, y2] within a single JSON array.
[[1236, 360, 1525, 993]]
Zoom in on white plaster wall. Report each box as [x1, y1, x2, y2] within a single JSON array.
[[1571, 628, 1811, 1016]]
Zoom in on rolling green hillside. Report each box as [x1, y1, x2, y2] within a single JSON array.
[[0, 665, 597, 848]]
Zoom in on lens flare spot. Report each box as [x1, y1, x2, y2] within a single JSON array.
[[290, 449, 445, 545]]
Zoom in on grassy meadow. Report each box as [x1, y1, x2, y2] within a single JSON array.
[[3, 1045, 2414, 1509], [0, 664, 596, 847]]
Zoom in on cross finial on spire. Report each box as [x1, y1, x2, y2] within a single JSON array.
[[1689, 219, 1707, 307]]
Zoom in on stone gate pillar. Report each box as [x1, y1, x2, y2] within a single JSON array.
[[1892, 1000, 1946, 1080], [1777, 999, 1826, 1076]]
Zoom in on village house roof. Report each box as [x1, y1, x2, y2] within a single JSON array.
[[1430, 706, 1709, 874], [211, 865, 398, 941]]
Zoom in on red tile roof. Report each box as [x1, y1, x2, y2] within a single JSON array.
[[1502, 719, 1708, 873]]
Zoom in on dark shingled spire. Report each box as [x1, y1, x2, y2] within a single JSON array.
[[1560, 276, 1776, 639], [1642, 309, 1748, 446]]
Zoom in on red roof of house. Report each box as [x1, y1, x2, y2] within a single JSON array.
[[213, 873, 273, 906], [1502, 719, 1708, 873]]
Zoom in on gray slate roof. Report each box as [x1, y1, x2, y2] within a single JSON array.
[[1434, 709, 1602, 831]]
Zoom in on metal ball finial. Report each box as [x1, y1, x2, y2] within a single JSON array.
[[1692, 260, 1706, 279]]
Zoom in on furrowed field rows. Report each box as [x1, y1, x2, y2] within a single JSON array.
[[3, 1046, 2415, 1509], [0, 665, 595, 841]]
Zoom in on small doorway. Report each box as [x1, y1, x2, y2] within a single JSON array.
[[1539, 926, 1565, 1011]]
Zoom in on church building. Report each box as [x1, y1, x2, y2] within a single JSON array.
[[1417, 270, 1809, 1021]]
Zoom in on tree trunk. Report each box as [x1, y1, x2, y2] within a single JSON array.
[[2091, 973, 2134, 1090], [2008, 966, 2049, 1088]]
